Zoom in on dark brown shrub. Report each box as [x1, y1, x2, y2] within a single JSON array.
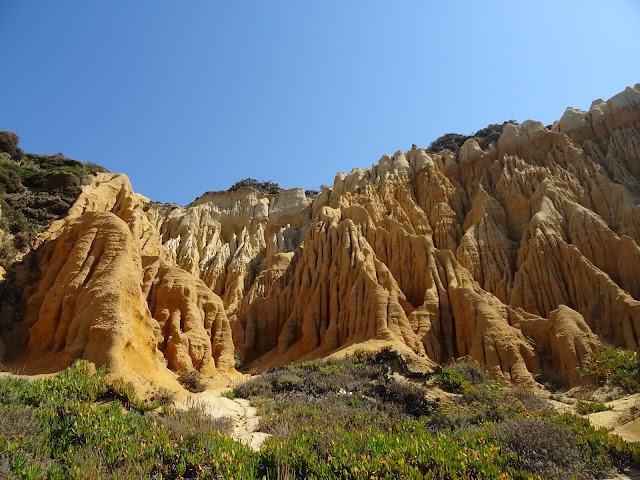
[[0, 131, 23, 159], [0, 404, 42, 439], [373, 377, 436, 417], [488, 417, 595, 479], [178, 370, 206, 393]]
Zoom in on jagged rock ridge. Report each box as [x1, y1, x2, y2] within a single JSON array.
[[1, 84, 640, 388]]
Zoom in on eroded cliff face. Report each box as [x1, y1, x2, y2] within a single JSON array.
[[0, 174, 235, 389], [148, 84, 640, 386], [1, 84, 639, 388]]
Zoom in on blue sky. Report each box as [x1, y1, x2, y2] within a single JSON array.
[[2, 1, 639, 204]]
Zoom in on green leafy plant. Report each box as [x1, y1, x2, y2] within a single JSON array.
[[434, 366, 467, 392], [2, 353, 637, 479], [576, 401, 612, 415], [582, 346, 640, 393], [221, 390, 236, 400]]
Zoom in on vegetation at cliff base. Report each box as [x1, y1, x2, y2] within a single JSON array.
[[0, 360, 251, 479], [582, 346, 640, 393], [233, 351, 640, 479], [1, 353, 639, 479]]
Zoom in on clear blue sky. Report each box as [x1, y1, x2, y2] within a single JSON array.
[[2, 1, 639, 204]]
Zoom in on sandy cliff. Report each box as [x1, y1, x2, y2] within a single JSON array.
[[2, 84, 640, 387], [0, 174, 235, 389]]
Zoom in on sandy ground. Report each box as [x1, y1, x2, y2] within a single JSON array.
[[586, 393, 640, 443], [177, 389, 270, 452], [548, 392, 640, 480]]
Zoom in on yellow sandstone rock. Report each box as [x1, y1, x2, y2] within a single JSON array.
[[2, 84, 640, 388]]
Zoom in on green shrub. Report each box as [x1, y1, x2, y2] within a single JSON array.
[[234, 353, 384, 399], [427, 133, 470, 154], [556, 413, 640, 473], [274, 373, 304, 392], [0, 140, 108, 269], [427, 383, 550, 432], [582, 346, 640, 392], [447, 360, 486, 385], [221, 389, 236, 400], [234, 377, 273, 398], [506, 387, 553, 414], [233, 347, 245, 369], [434, 366, 467, 392], [473, 120, 518, 149], [426, 120, 518, 155], [0, 199, 29, 234], [228, 178, 282, 194], [576, 401, 612, 415], [373, 377, 435, 417]]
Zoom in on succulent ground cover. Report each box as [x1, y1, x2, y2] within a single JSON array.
[[1, 351, 639, 479]]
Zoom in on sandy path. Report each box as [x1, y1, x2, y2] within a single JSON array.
[[550, 393, 640, 480], [178, 390, 270, 451], [586, 394, 640, 443]]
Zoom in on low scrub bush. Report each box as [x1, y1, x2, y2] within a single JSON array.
[[434, 365, 467, 392], [556, 413, 640, 473], [153, 387, 176, 406], [273, 372, 304, 393], [0, 135, 109, 269], [234, 353, 384, 400], [0, 404, 42, 440], [426, 120, 518, 155], [427, 382, 549, 431], [178, 370, 206, 393], [576, 401, 612, 415], [228, 178, 282, 194], [489, 417, 596, 479], [373, 377, 436, 417], [0, 360, 260, 479], [582, 346, 640, 393], [448, 359, 486, 384], [234, 376, 273, 398]]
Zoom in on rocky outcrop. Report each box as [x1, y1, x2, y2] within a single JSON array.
[[520, 305, 602, 388], [145, 84, 640, 385], [3, 84, 640, 388], [0, 174, 235, 389], [149, 188, 311, 314]]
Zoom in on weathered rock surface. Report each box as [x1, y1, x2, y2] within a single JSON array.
[[2, 84, 640, 387], [0, 174, 235, 389]]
